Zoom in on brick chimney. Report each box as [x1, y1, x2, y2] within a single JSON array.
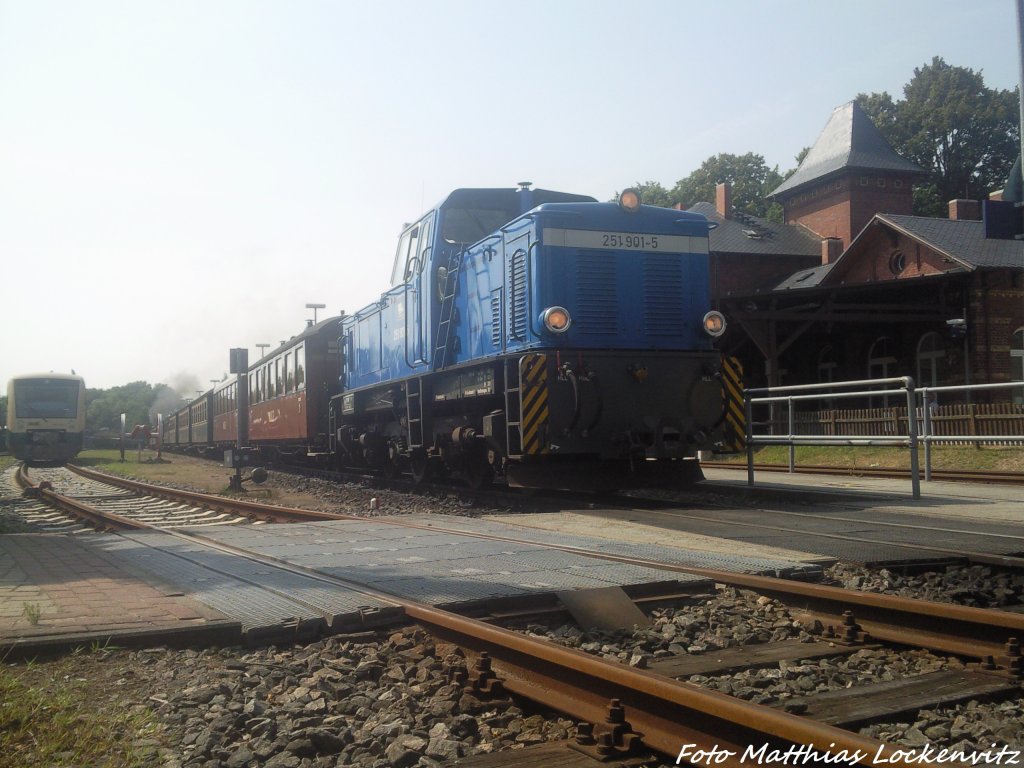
[[821, 237, 843, 265], [948, 199, 982, 221], [716, 182, 732, 219]]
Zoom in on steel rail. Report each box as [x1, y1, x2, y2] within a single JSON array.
[[15, 464, 147, 532], [27, 472, 946, 767], [66, 463, 1024, 663], [409, 603, 943, 768], [67, 463, 349, 523]]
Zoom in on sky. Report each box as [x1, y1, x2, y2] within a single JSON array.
[[1, 0, 1020, 395]]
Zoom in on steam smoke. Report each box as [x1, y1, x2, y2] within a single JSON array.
[[149, 371, 200, 423]]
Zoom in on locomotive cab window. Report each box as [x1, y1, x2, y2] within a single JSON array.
[[442, 207, 517, 245], [391, 213, 435, 287], [391, 224, 421, 286]]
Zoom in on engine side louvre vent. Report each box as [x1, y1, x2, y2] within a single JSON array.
[[644, 254, 685, 335], [507, 249, 528, 341], [576, 251, 617, 335], [490, 289, 502, 348]]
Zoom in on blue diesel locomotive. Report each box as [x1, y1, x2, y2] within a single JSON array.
[[331, 185, 728, 490]]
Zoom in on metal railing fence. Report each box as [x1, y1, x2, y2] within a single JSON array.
[[743, 378, 1024, 500]]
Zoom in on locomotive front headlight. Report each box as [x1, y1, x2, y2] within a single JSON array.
[[702, 311, 727, 337], [618, 188, 641, 213], [541, 306, 572, 334]]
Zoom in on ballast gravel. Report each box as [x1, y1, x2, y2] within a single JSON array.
[[5, 585, 1023, 766], [108, 627, 580, 768], [531, 585, 1024, 754]]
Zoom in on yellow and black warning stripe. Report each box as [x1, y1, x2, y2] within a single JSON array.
[[520, 353, 549, 455], [721, 356, 746, 451]]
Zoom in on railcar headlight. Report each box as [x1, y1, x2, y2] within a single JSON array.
[[703, 311, 727, 337], [618, 188, 641, 213], [541, 306, 572, 333]]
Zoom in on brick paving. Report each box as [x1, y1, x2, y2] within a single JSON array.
[[0, 532, 231, 646]]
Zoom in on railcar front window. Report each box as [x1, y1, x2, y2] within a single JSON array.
[[14, 380, 79, 418]]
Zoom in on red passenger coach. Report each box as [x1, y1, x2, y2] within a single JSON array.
[[162, 412, 176, 447], [247, 317, 342, 460], [213, 376, 247, 446], [189, 391, 213, 452]]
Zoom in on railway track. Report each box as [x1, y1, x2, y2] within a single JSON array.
[[11, 462, 1024, 766], [701, 460, 1024, 485]]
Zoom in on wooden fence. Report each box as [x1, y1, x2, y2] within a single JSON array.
[[762, 403, 1024, 443]]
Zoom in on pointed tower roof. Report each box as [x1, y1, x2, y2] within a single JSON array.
[[771, 101, 926, 199]]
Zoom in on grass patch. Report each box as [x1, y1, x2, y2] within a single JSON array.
[[0, 656, 162, 767], [0, 455, 17, 474], [20, 604, 41, 626], [73, 449, 276, 497], [714, 444, 1024, 473], [72, 449, 150, 477]]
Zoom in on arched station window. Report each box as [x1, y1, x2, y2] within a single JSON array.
[[868, 336, 898, 407], [916, 332, 944, 389]]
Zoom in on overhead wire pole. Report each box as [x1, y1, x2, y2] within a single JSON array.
[[1018, 0, 1024, 183]]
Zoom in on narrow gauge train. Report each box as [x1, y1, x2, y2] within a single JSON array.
[[162, 185, 731, 490], [162, 317, 341, 458], [6, 373, 87, 462]]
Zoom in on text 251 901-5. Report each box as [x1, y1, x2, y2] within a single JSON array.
[[602, 233, 659, 249]]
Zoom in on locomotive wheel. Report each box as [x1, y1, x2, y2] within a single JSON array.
[[410, 448, 432, 484], [382, 442, 402, 479], [463, 450, 493, 490]]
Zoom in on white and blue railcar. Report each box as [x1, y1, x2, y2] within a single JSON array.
[[332, 186, 729, 489], [6, 373, 87, 462]]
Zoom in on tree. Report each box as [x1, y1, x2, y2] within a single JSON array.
[[670, 153, 785, 219], [85, 381, 177, 432], [858, 57, 1019, 217]]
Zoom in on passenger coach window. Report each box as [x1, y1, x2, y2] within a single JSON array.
[[275, 359, 282, 397], [295, 345, 305, 390], [284, 353, 292, 393]]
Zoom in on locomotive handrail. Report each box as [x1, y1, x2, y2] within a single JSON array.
[[403, 278, 418, 369], [527, 240, 541, 338], [403, 243, 435, 369]]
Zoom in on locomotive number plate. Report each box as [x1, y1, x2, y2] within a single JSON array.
[[543, 228, 709, 254]]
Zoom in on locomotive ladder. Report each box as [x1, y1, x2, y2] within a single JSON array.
[[504, 359, 523, 458], [432, 248, 464, 370], [406, 377, 425, 449]]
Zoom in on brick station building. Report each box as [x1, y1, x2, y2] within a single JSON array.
[[696, 101, 1024, 403]]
